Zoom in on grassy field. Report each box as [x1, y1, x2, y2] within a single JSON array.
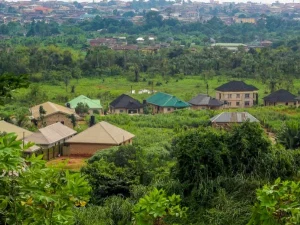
[[13, 76, 300, 109]]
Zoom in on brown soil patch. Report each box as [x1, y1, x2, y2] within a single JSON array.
[[46, 157, 87, 171]]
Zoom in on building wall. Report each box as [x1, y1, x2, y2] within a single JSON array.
[[37, 112, 73, 128], [191, 105, 223, 110], [110, 107, 143, 114], [216, 91, 258, 108], [67, 139, 133, 157], [264, 101, 297, 106]]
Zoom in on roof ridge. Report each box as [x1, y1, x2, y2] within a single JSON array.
[[212, 112, 224, 122], [163, 95, 175, 106], [100, 122, 119, 144], [48, 101, 59, 112]]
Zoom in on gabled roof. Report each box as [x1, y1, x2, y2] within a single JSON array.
[[110, 94, 143, 109], [210, 112, 259, 123], [66, 121, 135, 145], [215, 81, 258, 92], [25, 122, 77, 145], [30, 102, 80, 119], [66, 95, 102, 109], [146, 92, 190, 108], [189, 94, 223, 107], [0, 120, 40, 152], [0, 120, 33, 140], [263, 89, 297, 103]]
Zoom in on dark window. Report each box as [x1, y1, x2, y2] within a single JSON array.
[[61, 121, 64, 125], [286, 102, 288, 106], [245, 101, 250, 106], [236, 94, 240, 98], [245, 94, 250, 98], [236, 102, 240, 106], [167, 108, 171, 111]]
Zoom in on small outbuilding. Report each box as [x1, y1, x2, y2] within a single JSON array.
[[263, 89, 298, 107], [109, 94, 144, 114], [210, 112, 259, 128], [65, 121, 135, 157], [189, 94, 223, 110]]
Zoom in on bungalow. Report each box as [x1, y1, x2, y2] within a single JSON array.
[[189, 94, 223, 110], [263, 89, 298, 107], [0, 120, 41, 155], [65, 121, 135, 157], [30, 101, 80, 129], [109, 94, 144, 114], [25, 122, 77, 160], [66, 95, 103, 114], [215, 81, 259, 108], [210, 112, 259, 128], [211, 43, 248, 51], [146, 92, 190, 114]]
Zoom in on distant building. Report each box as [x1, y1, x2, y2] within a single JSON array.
[[109, 94, 144, 114], [215, 81, 258, 108], [210, 112, 259, 128], [211, 43, 248, 51], [136, 37, 145, 43], [263, 89, 298, 107], [234, 17, 256, 24], [146, 92, 190, 114], [188, 94, 223, 110], [66, 95, 103, 114]]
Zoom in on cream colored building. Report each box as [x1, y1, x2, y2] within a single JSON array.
[[215, 81, 258, 108]]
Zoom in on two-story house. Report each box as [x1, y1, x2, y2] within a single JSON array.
[[215, 81, 259, 108]]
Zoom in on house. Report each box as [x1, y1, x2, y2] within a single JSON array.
[[30, 102, 80, 129], [109, 94, 144, 114], [263, 89, 298, 107], [210, 112, 259, 128], [234, 17, 256, 24], [25, 122, 77, 160], [65, 121, 135, 157], [0, 120, 41, 155], [215, 81, 259, 108], [66, 95, 103, 114], [211, 43, 248, 51], [146, 92, 190, 114], [189, 94, 223, 110], [136, 37, 144, 43]]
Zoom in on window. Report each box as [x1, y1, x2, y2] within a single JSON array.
[[245, 101, 250, 106], [236, 94, 240, 98], [167, 108, 171, 111], [120, 110, 124, 113], [245, 93, 250, 98], [228, 102, 231, 106], [228, 94, 232, 99], [236, 102, 240, 106], [219, 93, 221, 99], [61, 121, 64, 125], [286, 102, 288, 106]]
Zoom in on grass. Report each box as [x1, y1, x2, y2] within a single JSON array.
[[46, 157, 87, 171], [13, 76, 300, 109]]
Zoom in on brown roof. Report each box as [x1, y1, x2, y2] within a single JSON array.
[[30, 101, 79, 119], [0, 120, 40, 152], [25, 122, 77, 145], [0, 120, 33, 140], [66, 121, 135, 145]]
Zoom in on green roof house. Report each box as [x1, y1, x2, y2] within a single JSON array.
[[66, 95, 103, 114], [146, 92, 190, 114]]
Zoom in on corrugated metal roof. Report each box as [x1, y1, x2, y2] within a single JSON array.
[[0, 120, 33, 140], [210, 112, 259, 123], [146, 92, 190, 108], [66, 121, 134, 145], [25, 122, 77, 145], [30, 102, 80, 119], [66, 95, 103, 109], [189, 94, 223, 106]]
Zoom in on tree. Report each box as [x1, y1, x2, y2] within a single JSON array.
[[248, 178, 300, 225], [69, 114, 77, 128], [75, 102, 89, 116], [39, 105, 47, 127], [133, 188, 187, 225], [0, 133, 91, 224], [0, 73, 29, 104], [277, 121, 300, 149]]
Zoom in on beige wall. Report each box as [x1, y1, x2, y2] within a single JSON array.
[[216, 91, 258, 108], [37, 112, 74, 129], [149, 104, 190, 114], [264, 101, 296, 107], [191, 105, 223, 110], [110, 107, 143, 114], [67, 139, 133, 157]]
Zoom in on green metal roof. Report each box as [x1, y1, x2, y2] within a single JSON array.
[[66, 95, 102, 109], [146, 92, 190, 108]]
